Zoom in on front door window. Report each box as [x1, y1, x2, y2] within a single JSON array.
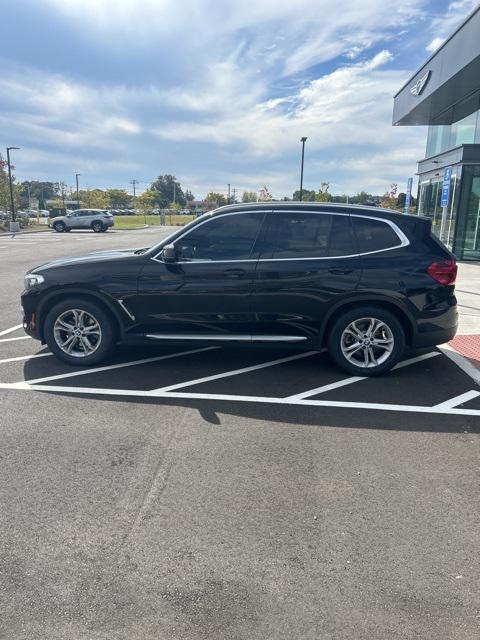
[[175, 212, 265, 261]]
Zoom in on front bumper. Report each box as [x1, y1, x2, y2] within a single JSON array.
[[21, 290, 42, 341]]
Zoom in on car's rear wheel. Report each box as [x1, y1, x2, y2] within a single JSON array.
[[327, 306, 405, 376], [53, 221, 66, 232], [44, 298, 116, 365], [92, 221, 104, 233]]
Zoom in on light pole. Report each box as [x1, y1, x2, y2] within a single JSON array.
[[75, 173, 81, 205], [6, 147, 20, 222], [299, 137, 307, 201]]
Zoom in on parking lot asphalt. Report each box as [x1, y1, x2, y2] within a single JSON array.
[[1, 228, 480, 640]]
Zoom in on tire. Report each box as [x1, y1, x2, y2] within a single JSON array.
[[53, 221, 66, 232], [44, 298, 117, 366], [327, 306, 405, 376], [64, 227, 71, 232], [92, 221, 104, 233]]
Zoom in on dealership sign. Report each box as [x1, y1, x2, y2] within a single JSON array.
[[410, 70, 431, 96], [441, 167, 452, 208], [404, 177, 413, 214]]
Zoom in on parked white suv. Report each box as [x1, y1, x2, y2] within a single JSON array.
[[50, 209, 114, 233]]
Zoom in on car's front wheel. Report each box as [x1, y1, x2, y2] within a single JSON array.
[[327, 306, 405, 376], [44, 298, 116, 365], [53, 221, 66, 232]]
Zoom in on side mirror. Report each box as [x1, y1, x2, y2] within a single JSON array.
[[162, 243, 177, 263]]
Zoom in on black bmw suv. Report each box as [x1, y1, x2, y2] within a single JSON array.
[[22, 203, 458, 376]]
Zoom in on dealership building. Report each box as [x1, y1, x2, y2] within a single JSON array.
[[393, 5, 480, 260]]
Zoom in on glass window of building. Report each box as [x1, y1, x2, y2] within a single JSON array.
[[426, 107, 480, 157]]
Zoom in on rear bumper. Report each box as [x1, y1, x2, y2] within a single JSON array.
[[412, 325, 457, 348], [411, 301, 458, 348]]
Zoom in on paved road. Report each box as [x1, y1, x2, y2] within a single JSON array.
[[0, 228, 479, 640]]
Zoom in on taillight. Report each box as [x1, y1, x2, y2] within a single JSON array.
[[427, 259, 457, 285]]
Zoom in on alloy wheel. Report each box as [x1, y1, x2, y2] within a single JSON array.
[[340, 317, 394, 369], [53, 309, 102, 358]]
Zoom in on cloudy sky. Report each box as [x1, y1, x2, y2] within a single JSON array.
[[0, 0, 478, 199]]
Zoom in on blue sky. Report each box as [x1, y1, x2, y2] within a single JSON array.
[[0, 0, 478, 199]]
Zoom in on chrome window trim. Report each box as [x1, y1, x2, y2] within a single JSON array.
[[150, 210, 409, 264], [151, 209, 268, 264]]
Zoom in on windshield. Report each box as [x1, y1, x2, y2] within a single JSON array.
[[147, 212, 213, 255]]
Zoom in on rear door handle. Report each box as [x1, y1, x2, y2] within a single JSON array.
[[223, 268, 247, 278], [329, 268, 353, 275]]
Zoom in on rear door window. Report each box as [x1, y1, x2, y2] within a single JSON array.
[[351, 217, 402, 253], [266, 212, 355, 259]]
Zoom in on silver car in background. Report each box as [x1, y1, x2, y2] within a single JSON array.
[[49, 209, 114, 233]]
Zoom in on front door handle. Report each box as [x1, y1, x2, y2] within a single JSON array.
[[223, 268, 247, 278], [329, 268, 353, 275]]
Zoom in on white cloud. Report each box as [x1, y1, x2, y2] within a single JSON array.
[[42, 0, 424, 77], [426, 36, 444, 53], [426, 0, 479, 47], [8, 0, 465, 196]]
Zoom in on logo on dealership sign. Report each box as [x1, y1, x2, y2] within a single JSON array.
[[410, 70, 431, 96]]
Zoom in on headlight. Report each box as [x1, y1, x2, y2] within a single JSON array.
[[24, 273, 45, 289]]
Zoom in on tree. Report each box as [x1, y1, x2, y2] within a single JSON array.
[[0, 155, 10, 212], [242, 191, 257, 203], [204, 192, 227, 210], [137, 190, 157, 213], [292, 188, 316, 201], [150, 174, 186, 207], [76, 189, 108, 208], [315, 182, 332, 202], [0, 155, 22, 212], [19, 181, 59, 209], [380, 183, 398, 210], [350, 191, 374, 205], [184, 189, 195, 203], [396, 192, 406, 209], [106, 189, 131, 209], [258, 185, 272, 202]]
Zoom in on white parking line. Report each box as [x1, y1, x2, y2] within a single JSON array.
[[0, 382, 479, 416], [288, 376, 364, 400], [151, 351, 319, 393], [434, 390, 480, 409], [0, 352, 52, 365], [0, 324, 23, 337], [0, 336, 31, 343], [22, 346, 218, 385], [287, 352, 441, 400]]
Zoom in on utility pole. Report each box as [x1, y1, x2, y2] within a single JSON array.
[[130, 179, 140, 219], [75, 173, 81, 205], [232, 188, 236, 204], [227, 183, 231, 204], [6, 147, 20, 224], [173, 181, 176, 205], [129, 179, 139, 207], [299, 137, 307, 201]]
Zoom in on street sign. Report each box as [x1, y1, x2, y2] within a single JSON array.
[[404, 177, 413, 214], [441, 167, 452, 208]]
